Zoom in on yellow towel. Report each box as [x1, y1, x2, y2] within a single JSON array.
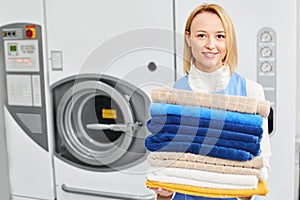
[[146, 180, 268, 198]]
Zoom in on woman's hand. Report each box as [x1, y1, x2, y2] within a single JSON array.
[[148, 187, 174, 199]]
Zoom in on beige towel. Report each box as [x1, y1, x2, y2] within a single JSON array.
[[148, 156, 264, 180], [148, 152, 264, 169], [151, 88, 270, 118]]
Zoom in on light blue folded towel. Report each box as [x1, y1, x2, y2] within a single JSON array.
[[150, 103, 263, 127]]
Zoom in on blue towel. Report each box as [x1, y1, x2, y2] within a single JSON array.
[[149, 115, 263, 136], [150, 103, 263, 127], [145, 133, 260, 155], [144, 140, 253, 161], [147, 121, 260, 143]]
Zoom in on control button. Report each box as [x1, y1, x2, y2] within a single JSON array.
[[25, 25, 36, 38], [26, 29, 33, 38], [2, 31, 6, 37], [261, 46, 272, 57], [261, 62, 272, 72], [261, 32, 272, 42]]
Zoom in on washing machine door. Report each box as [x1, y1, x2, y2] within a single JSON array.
[[56, 80, 137, 166]]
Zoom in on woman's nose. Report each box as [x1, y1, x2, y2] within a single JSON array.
[[205, 37, 215, 49]]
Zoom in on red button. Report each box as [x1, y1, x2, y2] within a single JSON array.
[[26, 29, 33, 38]]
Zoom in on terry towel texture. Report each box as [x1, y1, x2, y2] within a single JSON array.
[[150, 103, 263, 127], [147, 154, 264, 180], [145, 141, 253, 161], [147, 174, 255, 190], [151, 88, 270, 118], [148, 152, 264, 169], [149, 115, 263, 136], [148, 167, 259, 188], [146, 180, 269, 198], [145, 88, 269, 197], [145, 133, 260, 155], [147, 123, 261, 143]]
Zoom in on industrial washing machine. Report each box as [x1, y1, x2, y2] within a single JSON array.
[[45, 0, 175, 199], [51, 74, 156, 199]]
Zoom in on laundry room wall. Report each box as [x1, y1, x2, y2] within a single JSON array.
[[296, 0, 300, 197]]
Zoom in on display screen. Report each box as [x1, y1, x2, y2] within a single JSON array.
[[10, 45, 17, 52]]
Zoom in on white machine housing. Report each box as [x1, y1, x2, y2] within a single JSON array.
[[0, 1, 56, 200], [45, 0, 175, 199]]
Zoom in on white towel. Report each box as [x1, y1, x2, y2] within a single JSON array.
[[148, 167, 258, 189], [147, 174, 257, 190]]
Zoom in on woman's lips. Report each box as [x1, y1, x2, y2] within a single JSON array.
[[202, 52, 219, 58]]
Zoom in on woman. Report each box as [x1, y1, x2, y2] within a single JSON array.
[[150, 3, 271, 200]]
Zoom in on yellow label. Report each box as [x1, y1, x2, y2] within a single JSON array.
[[26, 25, 36, 39], [102, 109, 117, 119]]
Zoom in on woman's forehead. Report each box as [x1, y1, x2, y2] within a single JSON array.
[[190, 12, 224, 33]]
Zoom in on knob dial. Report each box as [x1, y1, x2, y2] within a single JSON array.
[[261, 46, 272, 57], [261, 32, 272, 42], [261, 62, 272, 72]]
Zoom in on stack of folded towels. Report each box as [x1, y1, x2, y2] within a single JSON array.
[[144, 88, 270, 198]]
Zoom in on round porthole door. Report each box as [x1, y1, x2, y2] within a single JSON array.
[[56, 80, 137, 166]]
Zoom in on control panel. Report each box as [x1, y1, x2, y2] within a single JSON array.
[[257, 27, 276, 135], [0, 23, 48, 150]]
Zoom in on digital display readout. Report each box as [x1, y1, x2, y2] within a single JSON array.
[[10, 45, 17, 52]]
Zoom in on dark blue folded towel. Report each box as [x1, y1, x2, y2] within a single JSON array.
[[146, 121, 260, 143], [144, 140, 253, 161], [145, 133, 260, 155], [149, 115, 263, 136], [150, 103, 263, 127]]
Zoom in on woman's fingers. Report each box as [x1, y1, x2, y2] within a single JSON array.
[[149, 187, 174, 197]]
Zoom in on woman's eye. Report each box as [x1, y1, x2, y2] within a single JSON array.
[[197, 34, 206, 38], [217, 34, 225, 39]]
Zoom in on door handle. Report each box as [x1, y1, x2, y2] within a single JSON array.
[[62, 184, 155, 200], [86, 122, 142, 132]]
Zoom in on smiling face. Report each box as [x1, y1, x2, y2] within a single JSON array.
[[185, 11, 227, 72]]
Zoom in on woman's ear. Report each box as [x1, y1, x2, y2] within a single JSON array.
[[185, 31, 191, 47]]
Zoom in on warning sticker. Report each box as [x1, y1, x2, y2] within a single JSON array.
[[102, 109, 117, 119]]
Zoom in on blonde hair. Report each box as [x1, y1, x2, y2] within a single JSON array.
[[183, 4, 237, 74]]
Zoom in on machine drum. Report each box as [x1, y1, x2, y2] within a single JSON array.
[[56, 80, 135, 166]]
